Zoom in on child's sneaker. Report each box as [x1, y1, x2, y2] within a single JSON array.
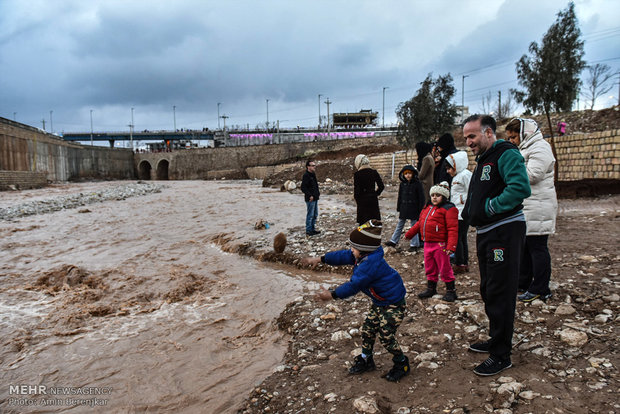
[[384, 356, 410, 382], [349, 355, 375, 374]]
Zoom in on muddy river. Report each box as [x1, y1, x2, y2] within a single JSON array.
[[0, 180, 344, 413]]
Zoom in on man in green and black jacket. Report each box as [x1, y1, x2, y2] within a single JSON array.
[[461, 114, 531, 377]]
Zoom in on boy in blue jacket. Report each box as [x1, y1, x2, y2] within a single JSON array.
[[302, 219, 410, 382]]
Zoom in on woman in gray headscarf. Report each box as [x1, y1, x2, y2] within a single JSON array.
[[353, 154, 384, 224], [505, 118, 557, 303]]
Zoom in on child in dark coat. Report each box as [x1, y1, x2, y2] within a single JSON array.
[[385, 165, 425, 252], [302, 219, 410, 382], [405, 182, 459, 302]]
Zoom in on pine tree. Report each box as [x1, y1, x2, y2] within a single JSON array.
[[396, 73, 457, 148]]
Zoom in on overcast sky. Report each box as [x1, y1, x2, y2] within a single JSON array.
[[1, 0, 618, 134]]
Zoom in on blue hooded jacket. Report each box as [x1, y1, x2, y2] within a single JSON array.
[[324, 247, 406, 306]]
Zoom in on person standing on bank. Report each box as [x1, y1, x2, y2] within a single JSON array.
[[462, 114, 531, 376], [384, 165, 425, 252], [415, 142, 435, 205], [354, 154, 385, 224], [301, 160, 321, 236], [433, 133, 458, 185], [445, 150, 472, 273], [505, 118, 557, 302]]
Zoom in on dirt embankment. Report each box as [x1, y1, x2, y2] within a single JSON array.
[[201, 180, 620, 414]]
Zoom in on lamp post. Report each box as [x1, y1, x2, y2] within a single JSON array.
[[462, 75, 469, 121], [324, 98, 332, 135], [173, 105, 177, 131], [50, 110, 53, 133], [318, 94, 322, 129], [129, 107, 134, 151], [266, 99, 269, 131], [382, 86, 389, 129], [13, 112, 16, 121], [90, 109, 93, 146], [217, 102, 221, 129]]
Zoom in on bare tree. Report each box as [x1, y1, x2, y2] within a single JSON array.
[[481, 91, 493, 114], [496, 92, 517, 120], [582, 63, 615, 110]]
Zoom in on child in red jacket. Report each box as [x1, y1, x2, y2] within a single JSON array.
[[405, 181, 459, 302]]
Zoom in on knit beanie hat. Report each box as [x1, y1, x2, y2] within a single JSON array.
[[354, 154, 370, 170], [430, 181, 450, 199], [349, 219, 382, 252]]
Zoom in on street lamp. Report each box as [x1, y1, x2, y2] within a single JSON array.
[[13, 112, 16, 121], [382, 87, 389, 129], [318, 94, 322, 129], [90, 109, 93, 146], [173, 105, 177, 131], [50, 110, 53, 133], [266, 99, 269, 131], [217, 102, 221, 129]]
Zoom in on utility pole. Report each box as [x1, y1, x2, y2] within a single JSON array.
[[318, 94, 322, 129], [462, 75, 469, 121], [324, 98, 332, 135], [13, 112, 16, 121], [90, 109, 94, 146], [498, 90, 502, 119], [217, 102, 221, 129], [266, 99, 269, 131], [173, 105, 177, 131], [50, 110, 54, 133], [41, 119, 46, 131], [382, 86, 389, 129]]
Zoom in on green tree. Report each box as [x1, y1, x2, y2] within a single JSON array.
[[396, 73, 457, 148], [511, 2, 585, 138]]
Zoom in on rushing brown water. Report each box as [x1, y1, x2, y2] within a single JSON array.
[[0, 180, 343, 413]]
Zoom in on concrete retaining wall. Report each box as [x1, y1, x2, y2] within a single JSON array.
[[1, 117, 135, 185], [0, 170, 47, 190]]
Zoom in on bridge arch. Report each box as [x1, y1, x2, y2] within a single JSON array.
[[156, 159, 169, 180], [138, 160, 152, 180]]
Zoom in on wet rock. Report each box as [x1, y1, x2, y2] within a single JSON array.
[[273, 232, 287, 253], [559, 328, 588, 347]]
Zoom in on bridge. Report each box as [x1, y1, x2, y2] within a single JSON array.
[[62, 130, 215, 148]]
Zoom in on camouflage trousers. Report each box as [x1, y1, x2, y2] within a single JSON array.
[[361, 299, 406, 361]]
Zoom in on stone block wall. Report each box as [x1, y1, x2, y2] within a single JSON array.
[[0, 170, 47, 190]]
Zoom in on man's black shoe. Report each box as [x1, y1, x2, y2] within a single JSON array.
[[349, 355, 375, 374], [311, 229, 321, 235], [469, 340, 490, 353], [384, 241, 396, 247], [473, 356, 512, 376]]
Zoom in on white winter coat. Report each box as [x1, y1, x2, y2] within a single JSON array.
[[446, 150, 472, 220], [517, 119, 558, 235]]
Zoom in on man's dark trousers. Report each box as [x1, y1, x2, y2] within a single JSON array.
[[476, 220, 525, 360]]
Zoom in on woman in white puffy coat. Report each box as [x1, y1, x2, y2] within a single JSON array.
[[446, 150, 472, 273], [505, 118, 557, 302]]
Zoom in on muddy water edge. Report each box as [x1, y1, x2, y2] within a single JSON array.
[[0, 180, 343, 413]]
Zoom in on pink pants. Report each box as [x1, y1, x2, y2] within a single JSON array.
[[423, 242, 455, 283]]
